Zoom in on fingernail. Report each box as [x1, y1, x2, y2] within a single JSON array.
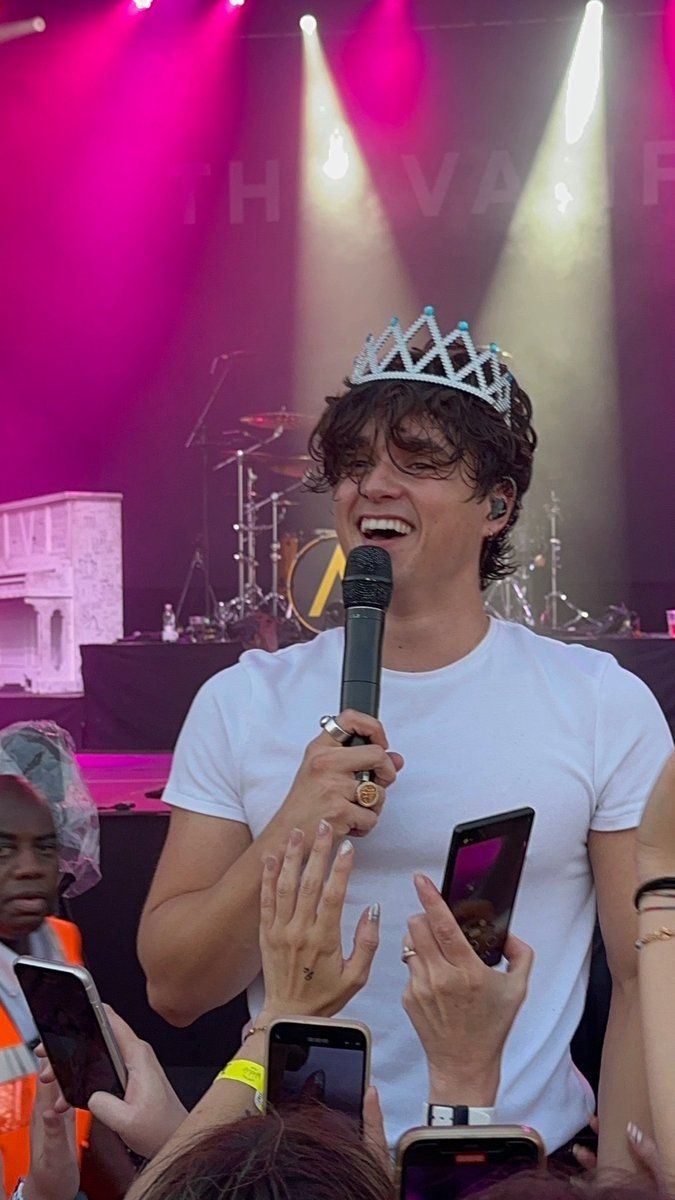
[[317, 819, 331, 837], [368, 902, 380, 922], [627, 1122, 643, 1144], [571, 1144, 580, 1156], [414, 873, 430, 890], [264, 855, 277, 871], [290, 828, 304, 846], [339, 838, 353, 856]]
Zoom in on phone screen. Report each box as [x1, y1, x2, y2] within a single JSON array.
[[401, 1137, 541, 1200], [441, 808, 534, 966], [266, 1022, 367, 1122], [14, 962, 126, 1108]]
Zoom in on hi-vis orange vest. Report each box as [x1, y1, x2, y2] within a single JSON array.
[[0, 917, 93, 1194]]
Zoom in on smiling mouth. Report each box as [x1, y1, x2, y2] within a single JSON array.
[[359, 517, 414, 541]]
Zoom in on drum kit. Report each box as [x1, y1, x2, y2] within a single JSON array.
[[177, 394, 592, 640], [177, 405, 336, 643]]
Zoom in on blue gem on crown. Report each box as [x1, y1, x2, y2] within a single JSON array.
[[349, 307, 512, 422]]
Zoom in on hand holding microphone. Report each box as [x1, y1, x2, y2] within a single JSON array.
[[272, 709, 402, 844], [321, 546, 399, 810], [270, 547, 402, 845]]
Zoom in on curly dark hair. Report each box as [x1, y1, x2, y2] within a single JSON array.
[[307, 345, 537, 590], [133, 1106, 393, 1200]]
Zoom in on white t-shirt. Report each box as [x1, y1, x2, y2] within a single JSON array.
[[164, 619, 673, 1151]]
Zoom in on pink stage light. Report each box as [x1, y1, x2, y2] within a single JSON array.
[[342, 0, 424, 128], [665, 0, 675, 86], [228, 0, 246, 7], [131, 0, 153, 10]]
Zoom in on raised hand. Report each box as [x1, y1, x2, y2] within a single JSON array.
[[256, 821, 381, 1023], [87, 1007, 188, 1159], [402, 873, 533, 1104]]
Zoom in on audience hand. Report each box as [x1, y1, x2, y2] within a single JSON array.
[[268, 710, 403, 843], [636, 752, 675, 883], [87, 1007, 187, 1159], [573, 1115, 666, 1189], [362, 1086, 391, 1180], [402, 874, 533, 1105], [23, 1068, 79, 1200], [256, 822, 380, 1023]]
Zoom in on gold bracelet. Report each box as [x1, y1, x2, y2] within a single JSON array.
[[243, 1025, 268, 1041], [635, 926, 675, 950]]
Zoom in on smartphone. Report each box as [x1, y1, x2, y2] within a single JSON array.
[[396, 1125, 544, 1200], [265, 1017, 370, 1123], [14, 957, 127, 1109], [441, 807, 534, 966]]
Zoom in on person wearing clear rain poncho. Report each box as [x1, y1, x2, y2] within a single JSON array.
[[0, 722, 100, 1195]]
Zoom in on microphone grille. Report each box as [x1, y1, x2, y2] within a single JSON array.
[[342, 546, 393, 610]]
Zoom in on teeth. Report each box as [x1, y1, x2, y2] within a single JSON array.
[[360, 517, 413, 536]]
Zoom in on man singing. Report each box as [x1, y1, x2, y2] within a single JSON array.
[[138, 308, 672, 1165]]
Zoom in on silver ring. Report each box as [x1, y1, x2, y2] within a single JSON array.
[[401, 945, 417, 962], [320, 715, 352, 745]]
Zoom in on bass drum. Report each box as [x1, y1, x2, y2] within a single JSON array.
[[287, 532, 346, 635]]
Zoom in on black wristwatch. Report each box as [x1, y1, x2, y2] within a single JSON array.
[[425, 1104, 496, 1127]]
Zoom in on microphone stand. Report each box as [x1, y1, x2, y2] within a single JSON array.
[[179, 357, 235, 623]]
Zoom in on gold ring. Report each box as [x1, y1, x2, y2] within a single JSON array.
[[401, 945, 417, 962], [354, 780, 379, 808]]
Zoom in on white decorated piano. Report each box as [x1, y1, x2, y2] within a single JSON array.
[[0, 492, 123, 693]]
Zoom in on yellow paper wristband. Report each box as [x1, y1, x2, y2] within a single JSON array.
[[216, 1059, 266, 1111]]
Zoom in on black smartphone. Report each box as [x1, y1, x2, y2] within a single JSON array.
[[396, 1126, 544, 1200], [441, 807, 534, 966], [265, 1017, 370, 1123], [14, 957, 127, 1109]]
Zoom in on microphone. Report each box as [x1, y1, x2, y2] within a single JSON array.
[[210, 350, 248, 374], [340, 546, 393, 756]]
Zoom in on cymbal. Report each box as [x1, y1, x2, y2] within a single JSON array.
[[251, 452, 313, 479], [220, 428, 254, 440], [241, 410, 312, 431]]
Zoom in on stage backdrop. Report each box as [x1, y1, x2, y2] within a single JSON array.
[[1, 0, 673, 632]]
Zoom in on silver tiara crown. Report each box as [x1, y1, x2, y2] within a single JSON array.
[[349, 305, 512, 422]]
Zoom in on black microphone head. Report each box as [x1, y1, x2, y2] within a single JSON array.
[[342, 546, 393, 611]]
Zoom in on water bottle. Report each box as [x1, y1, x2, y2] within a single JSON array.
[[161, 603, 178, 643]]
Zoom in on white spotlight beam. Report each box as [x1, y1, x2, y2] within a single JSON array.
[[565, 1, 604, 146], [294, 20, 416, 412], [478, 2, 622, 614], [0, 17, 46, 43]]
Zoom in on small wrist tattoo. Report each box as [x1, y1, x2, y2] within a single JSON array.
[[303, 967, 315, 982]]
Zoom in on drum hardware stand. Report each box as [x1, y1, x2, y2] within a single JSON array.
[[253, 479, 305, 619], [214, 426, 285, 622], [484, 573, 536, 627], [175, 541, 219, 629], [177, 356, 237, 625], [541, 491, 592, 631]]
